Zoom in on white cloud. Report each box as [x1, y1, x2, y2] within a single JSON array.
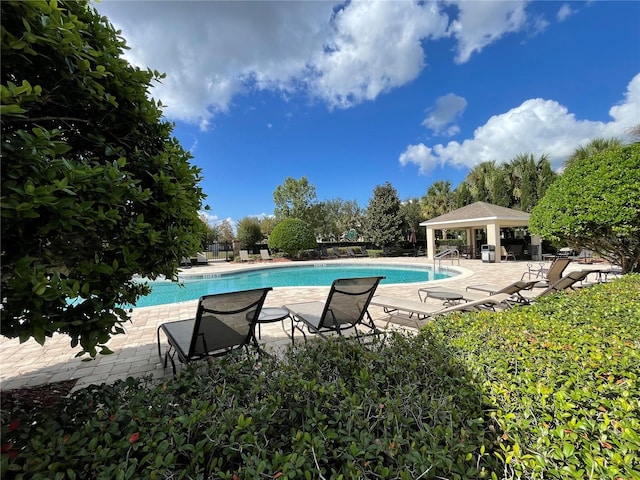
[[606, 73, 640, 135], [422, 93, 468, 136], [199, 210, 220, 227], [399, 144, 442, 175], [98, 0, 333, 129], [95, 0, 535, 127], [447, 0, 530, 64], [399, 73, 640, 174], [557, 4, 574, 22], [310, 1, 449, 108]]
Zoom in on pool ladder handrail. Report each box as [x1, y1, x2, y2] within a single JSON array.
[[434, 248, 460, 270]]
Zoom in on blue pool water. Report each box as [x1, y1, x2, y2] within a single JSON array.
[[133, 263, 456, 308]]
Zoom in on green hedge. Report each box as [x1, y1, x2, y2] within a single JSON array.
[[2, 276, 639, 479], [423, 274, 640, 479]]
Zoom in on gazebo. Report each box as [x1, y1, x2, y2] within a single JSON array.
[[420, 202, 541, 262]]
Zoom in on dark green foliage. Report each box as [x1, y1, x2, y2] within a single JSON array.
[[364, 182, 404, 249], [268, 218, 317, 258], [427, 274, 640, 479], [2, 276, 639, 478], [0, 0, 206, 355], [236, 216, 263, 249], [529, 143, 640, 272], [454, 155, 557, 211], [1, 336, 499, 479]]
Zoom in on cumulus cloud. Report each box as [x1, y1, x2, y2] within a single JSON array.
[[422, 93, 468, 136], [399, 73, 640, 174], [447, 1, 530, 64], [310, 1, 449, 108], [95, 0, 535, 127]]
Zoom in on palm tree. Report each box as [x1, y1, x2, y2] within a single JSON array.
[[566, 137, 623, 168], [420, 180, 454, 219]]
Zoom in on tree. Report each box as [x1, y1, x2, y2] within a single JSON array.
[[465, 161, 499, 204], [0, 1, 206, 356], [201, 219, 219, 250], [318, 198, 364, 241], [363, 182, 403, 250], [529, 142, 640, 273], [400, 198, 423, 240], [218, 219, 236, 243], [268, 218, 317, 258], [273, 176, 318, 227], [236, 217, 262, 250], [454, 182, 473, 208], [260, 216, 278, 240], [420, 180, 455, 219], [565, 137, 623, 168]]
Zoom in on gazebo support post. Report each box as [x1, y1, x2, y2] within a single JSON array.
[[426, 227, 436, 261]]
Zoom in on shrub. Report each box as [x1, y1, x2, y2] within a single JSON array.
[[423, 274, 640, 479], [268, 218, 317, 258]]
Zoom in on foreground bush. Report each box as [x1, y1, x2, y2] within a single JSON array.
[[2, 275, 638, 479], [425, 274, 640, 479]]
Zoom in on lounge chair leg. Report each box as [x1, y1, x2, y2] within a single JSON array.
[[156, 326, 164, 362]]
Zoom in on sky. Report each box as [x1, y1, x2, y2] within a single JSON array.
[[94, 0, 640, 228]]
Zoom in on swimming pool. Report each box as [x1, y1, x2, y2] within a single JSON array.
[[133, 263, 458, 308]]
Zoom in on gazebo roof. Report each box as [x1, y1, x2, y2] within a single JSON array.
[[420, 202, 530, 228]]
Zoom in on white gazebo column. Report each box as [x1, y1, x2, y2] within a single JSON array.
[[426, 227, 436, 261], [486, 222, 500, 263], [530, 234, 542, 261]]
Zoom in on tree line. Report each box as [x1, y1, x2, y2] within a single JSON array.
[[217, 152, 558, 251]]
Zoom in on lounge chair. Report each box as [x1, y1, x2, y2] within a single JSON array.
[[239, 250, 251, 262], [345, 247, 357, 257], [196, 252, 209, 265], [521, 270, 598, 302], [332, 246, 348, 258], [260, 249, 273, 261], [370, 293, 513, 329], [500, 246, 516, 261], [598, 267, 622, 282], [157, 287, 272, 375], [284, 276, 384, 341], [359, 247, 369, 257], [521, 257, 571, 285], [420, 279, 539, 305]]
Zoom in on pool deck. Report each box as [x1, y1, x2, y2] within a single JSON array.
[[0, 257, 606, 392]]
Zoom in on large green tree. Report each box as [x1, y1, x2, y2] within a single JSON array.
[[1, 1, 206, 355], [236, 216, 262, 250], [529, 142, 640, 273], [363, 182, 403, 251], [273, 176, 318, 225], [420, 180, 455, 219]]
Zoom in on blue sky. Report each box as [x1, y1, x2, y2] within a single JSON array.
[[95, 1, 640, 227]]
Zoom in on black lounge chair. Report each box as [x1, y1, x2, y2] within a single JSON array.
[[285, 277, 384, 342], [157, 287, 272, 375]]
